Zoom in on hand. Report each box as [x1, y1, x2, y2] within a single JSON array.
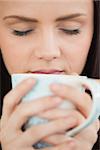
[[0, 78, 78, 150], [38, 82, 100, 150], [39, 109, 99, 150]]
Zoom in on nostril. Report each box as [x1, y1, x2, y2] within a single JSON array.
[[53, 57, 57, 59], [39, 56, 57, 61]]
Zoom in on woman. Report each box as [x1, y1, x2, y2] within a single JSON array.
[[0, 0, 100, 149]]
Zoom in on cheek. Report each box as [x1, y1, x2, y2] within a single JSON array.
[[0, 31, 37, 74], [60, 35, 92, 74], [1, 46, 30, 74], [2, 49, 24, 74]]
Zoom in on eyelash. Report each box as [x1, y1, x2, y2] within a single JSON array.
[[12, 29, 33, 36], [60, 28, 80, 35], [12, 28, 80, 37]]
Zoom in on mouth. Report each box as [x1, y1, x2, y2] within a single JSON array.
[[29, 70, 65, 74]]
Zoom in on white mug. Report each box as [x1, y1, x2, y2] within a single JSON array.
[[11, 73, 100, 148]]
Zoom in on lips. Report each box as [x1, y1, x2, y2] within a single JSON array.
[[29, 70, 65, 74]]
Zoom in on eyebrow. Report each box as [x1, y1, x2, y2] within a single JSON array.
[[3, 15, 38, 23], [55, 13, 86, 22], [3, 13, 86, 23]]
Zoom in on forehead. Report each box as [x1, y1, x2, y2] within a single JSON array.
[[0, 0, 93, 19]]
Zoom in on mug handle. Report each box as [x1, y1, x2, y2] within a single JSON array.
[[66, 78, 100, 137]]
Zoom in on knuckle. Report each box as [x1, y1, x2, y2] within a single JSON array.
[[94, 119, 100, 132], [3, 93, 10, 105], [92, 131, 98, 144], [3, 91, 16, 108], [0, 127, 7, 144], [16, 104, 25, 116], [89, 127, 98, 145], [0, 116, 4, 129], [72, 110, 84, 122], [56, 119, 62, 127], [56, 119, 65, 128], [67, 139, 78, 150], [44, 96, 52, 104], [16, 102, 33, 120], [37, 96, 53, 108]]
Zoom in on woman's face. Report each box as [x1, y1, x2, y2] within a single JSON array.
[[0, 0, 93, 75]]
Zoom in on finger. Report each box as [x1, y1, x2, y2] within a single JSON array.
[[38, 108, 73, 120], [76, 119, 99, 145], [9, 96, 62, 129], [38, 109, 83, 122], [10, 147, 35, 150], [42, 110, 85, 145], [2, 78, 36, 119], [43, 134, 73, 145], [43, 120, 99, 150], [41, 140, 77, 150], [50, 83, 92, 118], [94, 119, 100, 132], [20, 117, 77, 146], [20, 148, 34, 150]]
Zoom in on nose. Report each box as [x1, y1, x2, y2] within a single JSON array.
[[34, 29, 61, 61]]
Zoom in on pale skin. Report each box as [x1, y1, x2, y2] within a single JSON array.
[[0, 0, 100, 150]]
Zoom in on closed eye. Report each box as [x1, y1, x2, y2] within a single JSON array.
[[60, 28, 80, 35], [12, 29, 33, 36]]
